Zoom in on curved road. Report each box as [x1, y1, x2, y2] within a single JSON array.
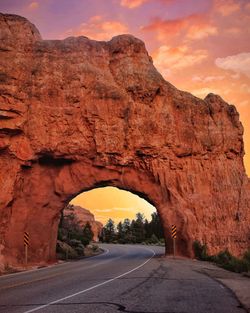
[[0, 244, 246, 313]]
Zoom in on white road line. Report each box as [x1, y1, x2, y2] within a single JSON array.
[[23, 248, 155, 313], [0, 248, 110, 280], [99, 248, 109, 256]]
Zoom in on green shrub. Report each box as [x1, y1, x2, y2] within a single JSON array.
[[227, 258, 249, 273], [117, 238, 126, 244], [243, 250, 250, 263], [75, 245, 85, 256], [193, 240, 209, 260], [193, 241, 250, 273], [215, 249, 233, 264], [69, 239, 82, 247], [82, 222, 94, 247], [149, 234, 159, 244], [216, 254, 249, 273], [91, 244, 99, 252]]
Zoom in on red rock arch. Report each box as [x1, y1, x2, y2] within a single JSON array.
[[2, 160, 187, 266], [0, 14, 250, 269]]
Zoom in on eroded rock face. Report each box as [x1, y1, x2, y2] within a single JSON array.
[[0, 13, 249, 268], [64, 205, 103, 241]]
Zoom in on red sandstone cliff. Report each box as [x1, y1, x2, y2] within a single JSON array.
[[64, 205, 103, 241], [0, 13, 249, 268]]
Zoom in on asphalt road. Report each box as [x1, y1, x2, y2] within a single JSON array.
[[0, 244, 246, 313]]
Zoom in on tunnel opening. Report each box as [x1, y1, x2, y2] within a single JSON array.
[[1, 162, 192, 269], [56, 186, 166, 260]]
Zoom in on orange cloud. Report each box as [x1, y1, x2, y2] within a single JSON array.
[[192, 87, 221, 98], [187, 24, 218, 40], [63, 16, 128, 40], [213, 0, 241, 16], [215, 53, 250, 78], [120, 0, 174, 8], [240, 84, 250, 93], [192, 75, 225, 83], [142, 17, 186, 41], [142, 14, 217, 43], [225, 27, 241, 35], [246, 3, 250, 11], [28, 1, 39, 10], [153, 45, 208, 76], [120, 0, 148, 8]]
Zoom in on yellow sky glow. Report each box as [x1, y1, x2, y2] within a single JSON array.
[[70, 187, 156, 225]]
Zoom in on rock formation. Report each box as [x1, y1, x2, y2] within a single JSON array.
[[64, 204, 103, 241], [0, 13, 249, 268]]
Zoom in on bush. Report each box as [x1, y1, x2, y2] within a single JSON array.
[[117, 238, 126, 244], [215, 249, 232, 264], [147, 234, 159, 244], [75, 244, 85, 256], [69, 239, 82, 247], [243, 250, 250, 263], [91, 244, 99, 252], [225, 258, 249, 273], [82, 222, 94, 246], [193, 240, 209, 260], [213, 249, 250, 273], [193, 241, 250, 273]]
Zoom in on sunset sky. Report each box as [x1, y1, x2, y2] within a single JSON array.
[[1, 0, 249, 224], [71, 187, 156, 224]]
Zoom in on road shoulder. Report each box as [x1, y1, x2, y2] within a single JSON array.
[[193, 260, 250, 312]]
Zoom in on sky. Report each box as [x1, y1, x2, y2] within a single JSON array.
[[1, 0, 249, 223], [71, 187, 156, 224]]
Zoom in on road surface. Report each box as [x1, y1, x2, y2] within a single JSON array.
[[0, 244, 246, 313]]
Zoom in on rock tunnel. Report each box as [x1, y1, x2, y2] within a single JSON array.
[[0, 13, 250, 268]]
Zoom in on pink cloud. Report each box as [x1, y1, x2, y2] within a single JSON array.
[[120, 0, 149, 8], [120, 0, 173, 8], [142, 14, 218, 42], [28, 1, 39, 10], [213, 0, 241, 16], [187, 24, 218, 40], [246, 3, 250, 11], [62, 16, 128, 41], [152, 45, 208, 76], [225, 27, 241, 35], [215, 52, 250, 78]]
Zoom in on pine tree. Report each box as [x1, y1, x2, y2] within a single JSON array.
[[150, 212, 164, 239], [144, 219, 150, 239], [99, 211, 164, 245], [82, 222, 94, 246], [117, 221, 124, 242], [122, 218, 133, 243], [131, 212, 146, 243], [103, 219, 116, 243], [123, 218, 131, 233]]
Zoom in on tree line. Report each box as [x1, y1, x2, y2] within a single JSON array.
[[100, 212, 164, 244]]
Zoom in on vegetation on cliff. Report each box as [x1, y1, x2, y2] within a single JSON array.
[[193, 240, 250, 273], [57, 209, 99, 259]]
